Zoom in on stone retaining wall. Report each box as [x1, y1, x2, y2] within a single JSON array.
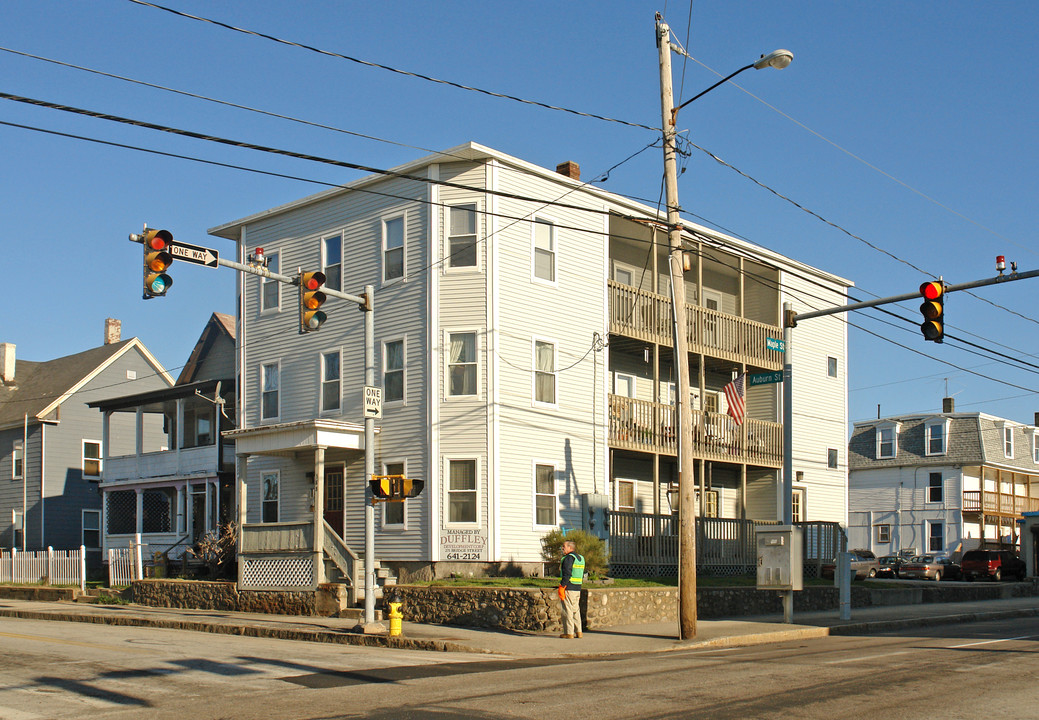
[[129, 579, 349, 616]]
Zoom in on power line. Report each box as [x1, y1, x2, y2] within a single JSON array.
[[125, 0, 659, 133]]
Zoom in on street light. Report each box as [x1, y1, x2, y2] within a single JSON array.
[[656, 13, 791, 640]]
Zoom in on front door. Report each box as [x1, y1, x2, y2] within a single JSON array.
[[323, 467, 344, 538]]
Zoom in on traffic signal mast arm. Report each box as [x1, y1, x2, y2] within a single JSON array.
[[788, 267, 1039, 327]]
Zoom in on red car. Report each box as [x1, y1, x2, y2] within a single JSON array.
[[960, 550, 1026, 582]]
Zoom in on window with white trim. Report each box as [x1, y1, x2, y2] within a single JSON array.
[[792, 487, 805, 522], [261, 471, 279, 523], [925, 419, 947, 456], [383, 215, 405, 282], [613, 373, 635, 398], [83, 440, 101, 479], [1033, 432, 1039, 464], [876, 524, 890, 544], [323, 235, 342, 291], [876, 425, 897, 459], [533, 339, 556, 405], [534, 463, 557, 527], [827, 448, 838, 470], [696, 489, 720, 518], [532, 218, 556, 283], [447, 458, 478, 524], [321, 351, 341, 413], [261, 252, 280, 311], [928, 521, 944, 552], [261, 363, 280, 420], [1004, 426, 1014, 458], [384, 338, 405, 403], [616, 479, 636, 534], [448, 332, 477, 397], [82, 509, 101, 548], [383, 461, 406, 527], [927, 472, 943, 503], [447, 204, 478, 268], [12, 442, 22, 480]]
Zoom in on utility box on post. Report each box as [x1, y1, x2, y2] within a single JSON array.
[[756, 525, 803, 591]]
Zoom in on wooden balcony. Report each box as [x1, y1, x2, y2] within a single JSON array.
[[609, 394, 783, 468], [608, 280, 784, 370], [962, 490, 1039, 516]]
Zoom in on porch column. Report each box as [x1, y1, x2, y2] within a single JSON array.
[[134, 488, 143, 535], [740, 464, 747, 521], [185, 482, 194, 544], [175, 484, 185, 535], [175, 399, 184, 474], [100, 488, 108, 557], [204, 479, 213, 535], [313, 446, 326, 586], [236, 454, 247, 587], [135, 407, 143, 465]]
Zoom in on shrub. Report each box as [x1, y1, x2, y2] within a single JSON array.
[[541, 529, 609, 579]]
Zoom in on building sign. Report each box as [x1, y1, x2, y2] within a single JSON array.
[[440, 528, 488, 561]]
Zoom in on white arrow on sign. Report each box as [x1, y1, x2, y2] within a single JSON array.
[[168, 241, 219, 268]]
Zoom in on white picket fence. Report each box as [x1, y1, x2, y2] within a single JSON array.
[[107, 534, 145, 587], [0, 546, 86, 593]]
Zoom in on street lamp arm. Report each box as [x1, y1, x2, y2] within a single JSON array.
[[671, 48, 794, 125], [672, 63, 755, 121]]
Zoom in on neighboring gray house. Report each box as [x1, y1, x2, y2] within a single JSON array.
[[0, 319, 173, 561], [848, 399, 1039, 558], [90, 313, 236, 562], [208, 142, 850, 591]]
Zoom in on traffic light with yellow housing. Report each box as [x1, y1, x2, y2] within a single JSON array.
[[142, 229, 174, 298], [299, 270, 327, 332], [919, 281, 944, 343], [369, 474, 425, 501]]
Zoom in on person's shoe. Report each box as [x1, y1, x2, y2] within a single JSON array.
[[559, 633, 573, 639], [575, 632, 582, 638]]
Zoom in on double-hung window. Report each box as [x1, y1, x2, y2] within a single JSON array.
[[925, 419, 947, 455], [12, 442, 22, 479], [261, 363, 280, 420], [448, 459, 478, 524], [261, 252, 280, 311], [383, 215, 405, 282], [83, 440, 102, 479], [1004, 426, 1014, 458], [261, 471, 279, 523], [82, 510, 101, 548], [927, 472, 943, 503], [928, 521, 944, 552], [448, 204, 478, 268], [876, 424, 898, 459], [384, 339, 405, 403], [533, 339, 557, 405], [532, 218, 556, 283], [383, 461, 406, 527], [827, 448, 838, 470], [323, 235, 342, 291], [448, 332, 477, 397], [321, 351, 341, 413], [1033, 432, 1039, 464], [534, 464, 557, 527], [876, 524, 890, 544]]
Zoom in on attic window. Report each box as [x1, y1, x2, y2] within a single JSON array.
[[876, 423, 899, 459]]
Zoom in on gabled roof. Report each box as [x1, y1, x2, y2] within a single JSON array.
[[0, 338, 174, 429], [176, 312, 236, 385]]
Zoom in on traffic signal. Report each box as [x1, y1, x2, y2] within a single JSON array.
[[369, 475, 425, 501], [370, 476, 394, 499], [299, 270, 327, 332], [142, 229, 174, 298], [919, 281, 944, 343]]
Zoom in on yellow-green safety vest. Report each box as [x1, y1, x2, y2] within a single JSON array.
[[567, 553, 585, 585]]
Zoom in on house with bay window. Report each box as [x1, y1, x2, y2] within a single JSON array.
[[848, 398, 1039, 558], [208, 142, 850, 592]]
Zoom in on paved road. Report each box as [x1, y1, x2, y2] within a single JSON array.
[[2, 614, 1038, 719]]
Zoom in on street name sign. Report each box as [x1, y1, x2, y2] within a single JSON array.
[[168, 240, 219, 268], [363, 385, 383, 419], [766, 337, 786, 353], [748, 371, 783, 386]]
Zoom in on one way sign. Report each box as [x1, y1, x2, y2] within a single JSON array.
[[168, 241, 219, 269]]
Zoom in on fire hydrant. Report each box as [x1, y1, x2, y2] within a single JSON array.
[[387, 590, 404, 637]]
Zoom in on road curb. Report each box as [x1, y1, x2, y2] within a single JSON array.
[[826, 606, 1039, 635]]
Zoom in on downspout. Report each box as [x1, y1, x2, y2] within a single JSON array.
[[23, 413, 28, 551]]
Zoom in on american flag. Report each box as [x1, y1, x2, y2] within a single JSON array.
[[723, 374, 746, 426]]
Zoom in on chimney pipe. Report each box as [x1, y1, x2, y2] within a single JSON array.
[[942, 397, 955, 413], [0, 343, 13, 384], [104, 318, 122, 345], [556, 161, 580, 181]]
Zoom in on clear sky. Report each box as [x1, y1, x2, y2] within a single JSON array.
[[2, 1, 1037, 428]]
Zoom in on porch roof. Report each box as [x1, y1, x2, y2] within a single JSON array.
[[223, 419, 371, 457]]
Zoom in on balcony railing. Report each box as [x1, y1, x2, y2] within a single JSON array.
[[962, 490, 1039, 515], [609, 394, 782, 467], [103, 445, 221, 482], [608, 280, 783, 369]]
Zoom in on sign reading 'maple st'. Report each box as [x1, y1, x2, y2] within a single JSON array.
[[766, 337, 786, 353]]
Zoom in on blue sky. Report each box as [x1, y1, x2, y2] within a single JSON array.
[[2, 1, 1037, 427]]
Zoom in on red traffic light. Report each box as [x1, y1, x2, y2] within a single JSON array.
[[919, 281, 944, 342], [143, 229, 174, 298], [920, 281, 943, 300]]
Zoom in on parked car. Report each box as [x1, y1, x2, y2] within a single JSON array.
[[820, 550, 881, 580], [900, 555, 961, 581], [960, 550, 1026, 582], [877, 555, 904, 578]]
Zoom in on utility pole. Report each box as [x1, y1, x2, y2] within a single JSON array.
[[657, 14, 697, 640]]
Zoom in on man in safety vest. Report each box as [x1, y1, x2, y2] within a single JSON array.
[[558, 539, 585, 638]]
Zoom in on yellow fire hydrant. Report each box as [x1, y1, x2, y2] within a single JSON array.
[[387, 590, 404, 637]]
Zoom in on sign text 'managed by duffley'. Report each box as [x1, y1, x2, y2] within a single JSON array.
[[440, 528, 487, 561]]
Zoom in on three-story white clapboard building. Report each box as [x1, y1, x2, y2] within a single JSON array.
[[210, 143, 850, 593]]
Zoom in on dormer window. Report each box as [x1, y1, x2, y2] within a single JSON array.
[[876, 423, 899, 459], [1004, 425, 1014, 459], [925, 418, 949, 456]]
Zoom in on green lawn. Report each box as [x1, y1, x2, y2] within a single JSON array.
[[411, 575, 864, 589]]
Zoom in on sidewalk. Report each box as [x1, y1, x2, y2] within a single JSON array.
[[1, 595, 1037, 657]]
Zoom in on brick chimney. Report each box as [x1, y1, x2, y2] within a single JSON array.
[[0, 343, 14, 384], [942, 397, 955, 413], [556, 161, 580, 181], [104, 318, 122, 345]]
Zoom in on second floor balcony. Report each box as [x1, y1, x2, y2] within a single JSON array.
[[962, 490, 1039, 517], [609, 394, 783, 468], [608, 281, 784, 370]]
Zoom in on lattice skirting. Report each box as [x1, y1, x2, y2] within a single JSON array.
[[240, 555, 313, 589]]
